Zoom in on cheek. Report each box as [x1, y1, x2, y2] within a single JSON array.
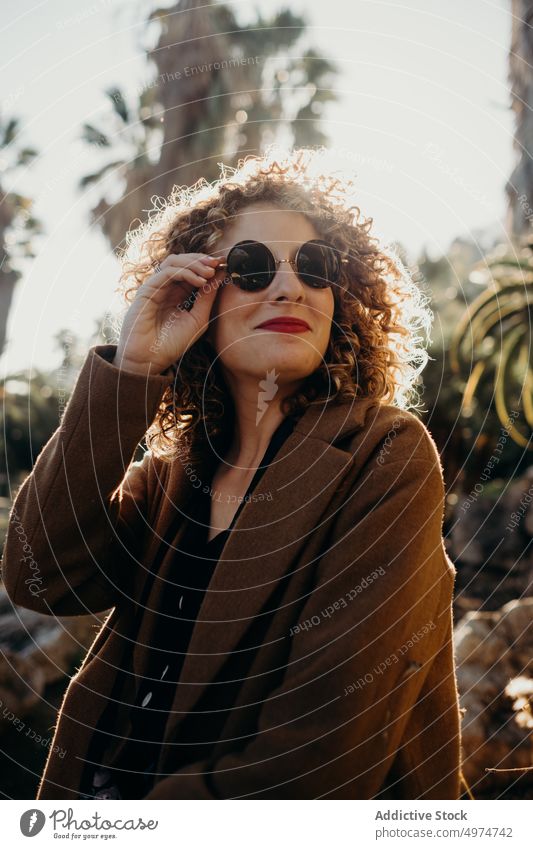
[[314, 301, 334, 360], [210, 288, 249, 347], [314, 293, 335, 338]]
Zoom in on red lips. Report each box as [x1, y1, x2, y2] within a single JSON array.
[[255, 316, 311, 332]]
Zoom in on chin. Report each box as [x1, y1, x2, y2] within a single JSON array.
[[221, 338, 323, 383], [250, 352, 320, 384]]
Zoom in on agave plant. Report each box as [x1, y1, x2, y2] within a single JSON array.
[[449, 240, 533, 449]]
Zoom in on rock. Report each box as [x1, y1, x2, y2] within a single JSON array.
[[0, 649, 45, 730], [455, 598, 533, 796], [0, 585, 107, 735], [449, 468, 533, 619]]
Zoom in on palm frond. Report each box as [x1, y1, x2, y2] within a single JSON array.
[[106, 87, 129, 124], [1, 118, 19, 148], [81, 123, 110, 147], [16, 147, 38, 166], [78, 159, 126, 188]]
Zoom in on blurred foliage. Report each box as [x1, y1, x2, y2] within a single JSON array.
[[0, 315, 114, 491], [0, 317, 116, 555], [0, 371, 62, 492], [0, 113, 42, 357]]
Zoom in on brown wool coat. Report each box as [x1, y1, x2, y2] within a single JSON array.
[[1, 344, 463, 800]]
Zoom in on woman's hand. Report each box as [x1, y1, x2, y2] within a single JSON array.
[[113, 252, 226, 375]]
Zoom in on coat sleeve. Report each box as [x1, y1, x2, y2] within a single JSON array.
[[0, 344, 173, 616], [144, 453, 460, 800]]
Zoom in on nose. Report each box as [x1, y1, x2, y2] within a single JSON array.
[[268, 259, 305, 301]]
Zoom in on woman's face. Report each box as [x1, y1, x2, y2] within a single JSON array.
[[206, 202, 335, 393]]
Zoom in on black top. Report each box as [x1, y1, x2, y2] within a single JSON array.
[[81, 414, 296, 800]]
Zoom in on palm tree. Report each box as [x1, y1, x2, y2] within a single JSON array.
[[0, 115, 41, 357], [506, 0, 533, 238], [80, 0, 338, 253]]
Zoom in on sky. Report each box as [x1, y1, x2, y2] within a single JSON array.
[[1, 0, 514, 374]]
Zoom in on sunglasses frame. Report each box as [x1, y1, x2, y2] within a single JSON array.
[[215, 239, 349, 291]]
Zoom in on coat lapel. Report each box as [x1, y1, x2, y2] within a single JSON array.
[[155, 395, 379, 754]]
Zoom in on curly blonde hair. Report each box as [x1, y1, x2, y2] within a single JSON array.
[[115, 146, 432, 466]]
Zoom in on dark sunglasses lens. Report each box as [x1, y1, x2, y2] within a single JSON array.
[[297, 240, 340, 288], [227, 241, 275, 291]]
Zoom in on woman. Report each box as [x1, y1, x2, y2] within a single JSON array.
[[1, 148, 463, 800]]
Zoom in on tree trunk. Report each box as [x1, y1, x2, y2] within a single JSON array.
[[506, 0, 533, 239]]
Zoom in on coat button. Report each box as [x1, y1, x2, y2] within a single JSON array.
[[161, 664, 169, 679], [141, 691, 153, 707]]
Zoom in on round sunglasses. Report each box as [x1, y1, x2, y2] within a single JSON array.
[[215, 239, 348, 291]]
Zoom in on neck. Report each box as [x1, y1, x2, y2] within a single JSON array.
[[221, 374, 301, 470]]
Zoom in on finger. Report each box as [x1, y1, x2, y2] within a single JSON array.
[[202, 274, 224, 292], [193, 276, 224, 305], [156, 260, 215, 286], [165, 267, 208, 286], [139, 267, 204, 305], [191, 260, 216, 276], [169, 280, 196, 304], [203, 253, 227, 265], [174, 273, 223, 312], [162, 253, 214, 270], [179, 280, 221, 319]]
